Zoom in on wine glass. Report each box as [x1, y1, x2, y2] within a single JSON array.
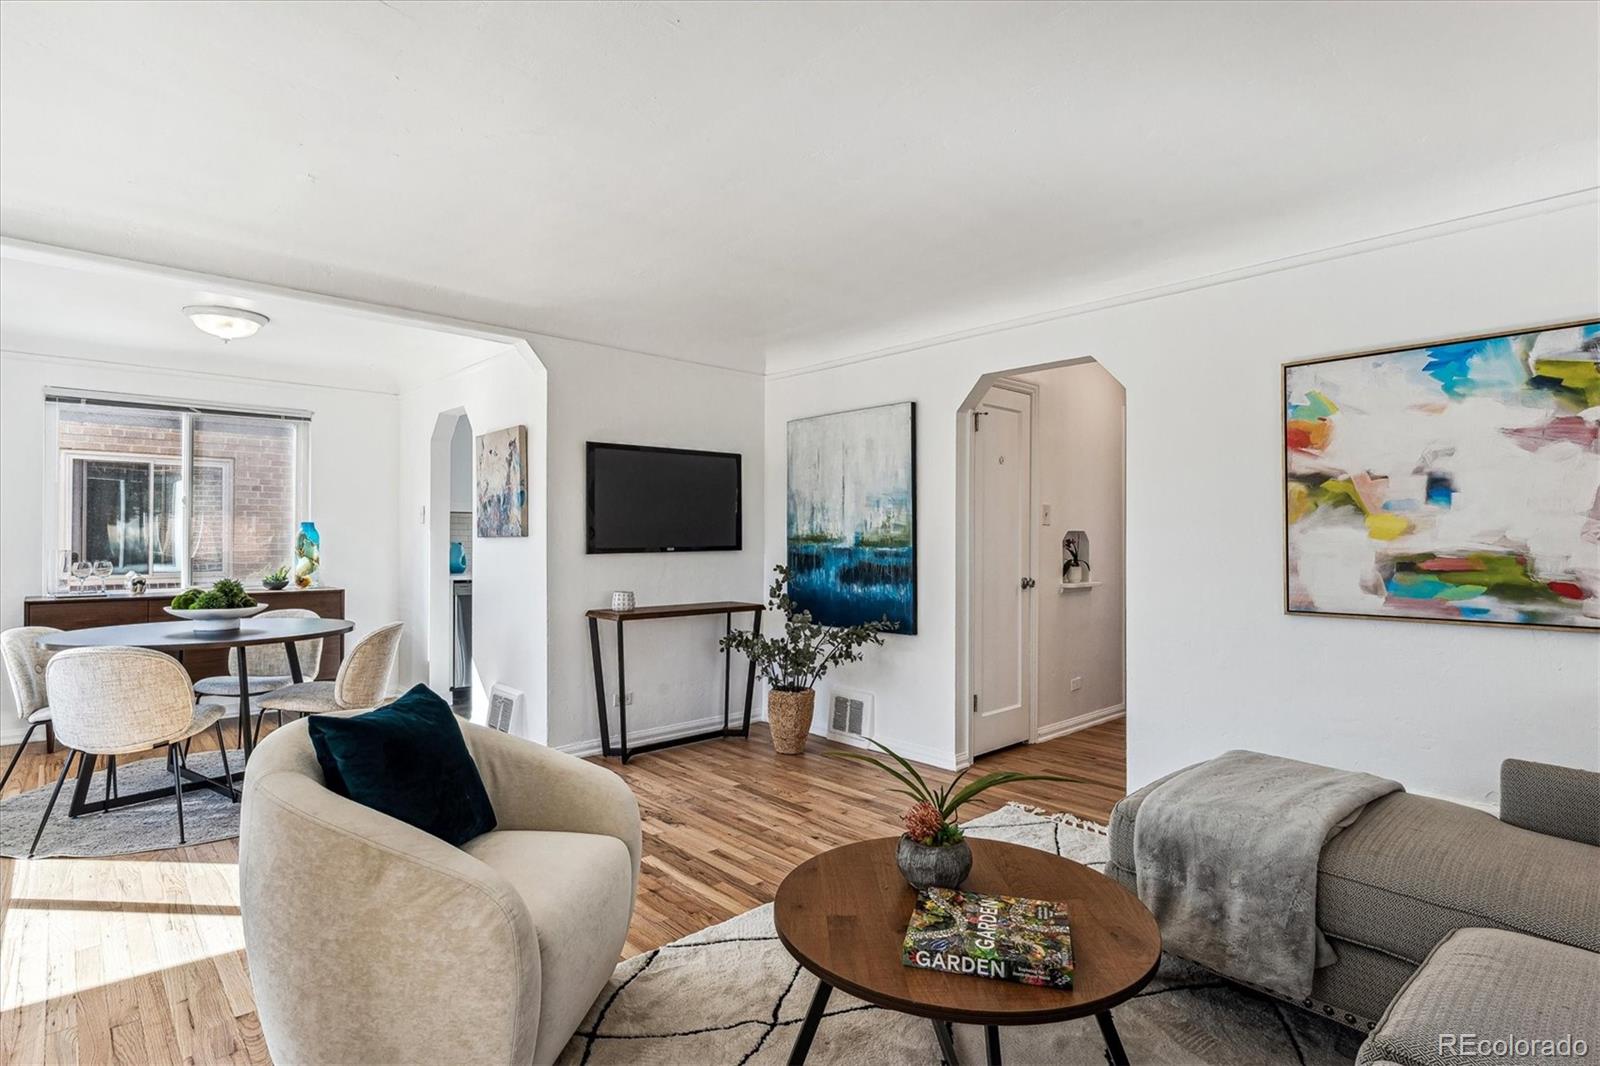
[[93, 560, 113, 593], [71, 561, 92, 595]]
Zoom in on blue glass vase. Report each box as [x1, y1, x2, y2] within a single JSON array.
[[294, 521, 321, 588], [450, 541, 468, 574]]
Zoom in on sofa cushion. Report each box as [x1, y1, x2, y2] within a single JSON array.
[[1319, 792, 1600, 963], [307, 683, 497, 846], [1500, 759, 1600, 846], [1355, 928, 1600, 1066], [463, 829, 634, 1060]]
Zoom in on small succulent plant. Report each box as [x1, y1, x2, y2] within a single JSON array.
[[263, 565, 290, 586], [829, 739, 1079, 846]]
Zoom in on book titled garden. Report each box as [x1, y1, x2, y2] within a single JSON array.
[[902, 887, 1074, 988]]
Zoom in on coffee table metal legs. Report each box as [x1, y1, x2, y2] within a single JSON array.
[[1096, 1010, 1130, 1066], [787, 980, 1128, 1066], [788, 980, 832, 1065]]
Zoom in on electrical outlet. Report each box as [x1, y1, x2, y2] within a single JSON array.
[[1041, 503, 1052, 526], [1070, 676, 1083, 691], [613, 691, 634, 707]]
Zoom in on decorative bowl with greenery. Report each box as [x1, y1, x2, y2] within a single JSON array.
[[262, 565, 291, 590], [719, 565, 896, 754], [165, 579, 266, 633], [830, 739, 1079, 889]]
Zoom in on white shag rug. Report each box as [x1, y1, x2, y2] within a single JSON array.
[[558, 803, 1364, 1065]]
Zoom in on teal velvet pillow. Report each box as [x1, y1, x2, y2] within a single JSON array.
[[307, 684, 497, 846]]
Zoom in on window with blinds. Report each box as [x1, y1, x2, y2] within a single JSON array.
[[48, 391, 311, 592]]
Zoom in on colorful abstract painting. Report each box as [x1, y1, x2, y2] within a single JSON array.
[[475, 424, 528, 538], [787, 402, 916, 634], [1284, 321, 1599, 631]]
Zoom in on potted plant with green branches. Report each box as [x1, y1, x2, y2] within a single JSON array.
[[829, 739, 1080, 888], [720, 565, 896, 754]]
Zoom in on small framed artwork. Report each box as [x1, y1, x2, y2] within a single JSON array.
[[1283, 320, 1598, 632], [476, 424, 529, 538]]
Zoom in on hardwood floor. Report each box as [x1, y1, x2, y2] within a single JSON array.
[[0, 716, 1125, 1064]]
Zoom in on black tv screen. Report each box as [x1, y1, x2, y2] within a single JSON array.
[[586, 442, 742, 553]]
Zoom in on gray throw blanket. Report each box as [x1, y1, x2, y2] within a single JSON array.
[[1133, 749, 1402, 1000]]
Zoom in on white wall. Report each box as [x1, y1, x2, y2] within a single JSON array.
[[539, 336, 766, 752], [1017, 363, 1126, 733], [448, 415, 472, 512], [394, 336, 765, 751], [397, 348, 548, 736], [0, 350, 401, 744], [764, 203, 1600, 806]]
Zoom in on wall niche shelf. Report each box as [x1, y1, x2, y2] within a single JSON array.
[[1057, 581, 1103, 592]]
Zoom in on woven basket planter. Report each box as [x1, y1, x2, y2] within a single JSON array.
[[766, 689, 815, 755]]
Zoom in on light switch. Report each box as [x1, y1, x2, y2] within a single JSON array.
[[1042, 503, 1052, 526]]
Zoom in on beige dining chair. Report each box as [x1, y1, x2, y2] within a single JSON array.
[[1, 626, 60, 796], [257, 622, 404, 718], [192, 608, 325, 746], [30, 646, 231, 856]]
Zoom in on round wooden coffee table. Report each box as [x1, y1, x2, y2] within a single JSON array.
[[774, 836, 1160, 1065]]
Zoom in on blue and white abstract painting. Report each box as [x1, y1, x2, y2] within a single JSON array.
[[787, 402, 916, 634], [476, 424, 529, 538]]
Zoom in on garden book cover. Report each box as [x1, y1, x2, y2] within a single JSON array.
[[901, 887, 1074, 988]]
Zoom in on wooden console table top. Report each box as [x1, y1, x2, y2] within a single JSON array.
[[585, 600, 762, 621]]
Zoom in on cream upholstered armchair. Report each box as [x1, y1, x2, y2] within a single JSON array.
[[239, 714, 642, 1066]]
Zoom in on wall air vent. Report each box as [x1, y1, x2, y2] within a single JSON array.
[[488, 684, 522, 733], [828, 687, 873, 740]]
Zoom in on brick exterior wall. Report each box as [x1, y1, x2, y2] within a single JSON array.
[[57, 409, 296, 585]]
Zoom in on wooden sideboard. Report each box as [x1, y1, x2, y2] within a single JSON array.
[[23, 587, 347, 684]]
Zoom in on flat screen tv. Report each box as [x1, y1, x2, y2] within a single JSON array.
[[586, 442, 742, 553]]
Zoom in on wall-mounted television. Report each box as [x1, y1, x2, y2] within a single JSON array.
[[586, 442, 742, 553]]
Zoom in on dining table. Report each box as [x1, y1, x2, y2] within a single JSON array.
[[36, 615, 354, 818]]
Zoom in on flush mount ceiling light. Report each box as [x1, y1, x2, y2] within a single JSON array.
[[183, 305, 269, 341]]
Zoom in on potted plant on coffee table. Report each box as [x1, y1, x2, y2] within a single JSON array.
[[831, 740, 1080, 889], [720, 565, 896, 755]]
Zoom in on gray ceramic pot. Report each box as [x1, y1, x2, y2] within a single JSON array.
[[896, 835, 973, 890]]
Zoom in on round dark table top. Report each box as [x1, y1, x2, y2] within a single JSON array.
[[773, 837, 1161, 1026], [37, 616, 354, 652]]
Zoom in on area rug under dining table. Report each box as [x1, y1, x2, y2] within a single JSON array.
[[0, 748, 243, 858], [558, 803, 1364, 1065]]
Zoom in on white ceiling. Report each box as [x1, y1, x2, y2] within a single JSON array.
[[0, 248, 510, 393], [1, 1, 1595, 375]]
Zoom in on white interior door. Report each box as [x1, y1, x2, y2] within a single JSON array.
[[971, 385, 1033, 756]]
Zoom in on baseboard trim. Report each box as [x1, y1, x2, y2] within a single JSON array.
[[1035, 703, 1125, 743], [557, 713, 744, 759], [856, 732, 959, 772]]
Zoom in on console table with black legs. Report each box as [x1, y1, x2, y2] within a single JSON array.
[[586, 600, 763, 763]]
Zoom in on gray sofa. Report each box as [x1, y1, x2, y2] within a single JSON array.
[[1107, 758, 1600, 1035]]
